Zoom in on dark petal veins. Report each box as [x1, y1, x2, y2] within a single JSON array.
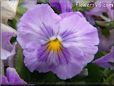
[[61, 47, 70, 64], [37, 42, 71, 65], [61, 31, 78, 42], [39, 23, 54, 39], [61, 30, 73, 38], [37, 44, 49, 61]]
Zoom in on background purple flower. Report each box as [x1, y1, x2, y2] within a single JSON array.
[[98, 29, 114, 51], [93, 47, 114, 69], [0, 67, 26, 85], [1, 24, 16, 60], [87, 0, 114, 21], [49, 0, 72, 13], [17, 4, 99, 80]]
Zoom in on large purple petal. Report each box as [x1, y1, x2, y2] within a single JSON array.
[[59, 12, 99, 48], [17, 4, 61, 49], [52, 45, 97, 80], [52, 61, 83, 80], [51, 47, 86, 79]]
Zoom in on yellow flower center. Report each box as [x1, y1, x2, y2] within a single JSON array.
[[47, 39, 62, 52]]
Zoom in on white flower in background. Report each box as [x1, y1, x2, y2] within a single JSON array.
[[1, 0, 19, 23], [1, 0, 19, 60], [1, 23, 17, 34]]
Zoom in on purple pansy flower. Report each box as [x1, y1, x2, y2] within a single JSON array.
[[87, 0, 114, 21], [17, 4, 99, 80], [1, 24, 16, 60], [49, 0, 72, 13], [0, 67, 26, 85], [93, 47, 114, 69]]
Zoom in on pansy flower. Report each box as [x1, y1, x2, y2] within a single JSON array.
[[49, 0, 72, 13], [0, 67, 26, 85], [17, 4, 99, 80], [1, 23, 16, 60], [93, 47, 114, 69]]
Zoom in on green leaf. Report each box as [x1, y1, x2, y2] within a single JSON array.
[[85, 63, 105, 83], [18, 0, 24, 5], [72, 0, 93, 12], [101, 28, 110, 38], [37, 0, 48, 3], [10, 36, 17, 44], [103, 69, 112, 77], [96, 21, 114, 29], [72, 4, 92, 12], [95, 51, 107, 59], [103, 73, 114, 85], [8, 18, 17, 29], [17, 6, 27, 17]]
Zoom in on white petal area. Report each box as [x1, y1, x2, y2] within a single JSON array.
[[1, 47, 15, 60], [1, 23, 16, 35], [1, 0, 19, 20]]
